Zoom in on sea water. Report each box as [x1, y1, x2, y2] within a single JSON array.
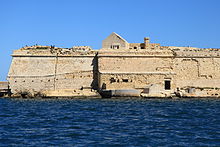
[[0, 98, 220, 146]]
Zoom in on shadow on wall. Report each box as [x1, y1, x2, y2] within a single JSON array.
[[91, 54, 98, 90]]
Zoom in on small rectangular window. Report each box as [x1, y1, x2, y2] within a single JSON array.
[[112, 45, 119, 49], [122, 79, 129, 82]]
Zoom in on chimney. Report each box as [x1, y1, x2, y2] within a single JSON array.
[[144, 37, 150, 44]]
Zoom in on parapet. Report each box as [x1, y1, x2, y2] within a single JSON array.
[[12, 45, 97, 57], [98, 49, 174, 57]]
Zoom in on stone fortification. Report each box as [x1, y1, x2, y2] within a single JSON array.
[[7, 46, 99, 97], [0, 82, 9, 97], [7, 33, 220, 98]]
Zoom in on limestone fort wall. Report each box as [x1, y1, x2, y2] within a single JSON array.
[[7, 47, 98, 95], [6, 33, 220, 97], [97, 50, 175, 91], [174, 51, 220, 89], [97, 48, 220, 96]]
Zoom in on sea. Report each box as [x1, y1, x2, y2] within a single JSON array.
[[0, 97, 220, 147]]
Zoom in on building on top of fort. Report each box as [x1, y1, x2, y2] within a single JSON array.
[[102, 32, 160, 50], [6, 32, 220, 98]]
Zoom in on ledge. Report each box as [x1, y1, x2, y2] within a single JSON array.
[[99, 71, 176, 75]]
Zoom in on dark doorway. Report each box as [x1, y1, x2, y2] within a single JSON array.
[[165, 80, 171, 90]]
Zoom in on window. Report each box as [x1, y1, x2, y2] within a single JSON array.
[[165, 80, 171, 90], [111, 45, 119, 49], [122, 79, 129, 82], [110, 78, 116, 83]]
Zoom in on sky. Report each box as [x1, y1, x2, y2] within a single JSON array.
[[1, 0, 220, 81]]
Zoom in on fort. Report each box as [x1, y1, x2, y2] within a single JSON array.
[[5, 32, 220, 98]]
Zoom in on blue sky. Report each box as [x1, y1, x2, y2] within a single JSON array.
[[1, 0, 220, 81]]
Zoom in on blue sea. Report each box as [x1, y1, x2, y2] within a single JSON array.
[[0, 98, 220, 147]]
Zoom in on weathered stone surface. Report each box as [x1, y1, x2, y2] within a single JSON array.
[[7, 33, 220, 98], [0, 82, 9, 97], [0, 82, 8, 90]]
